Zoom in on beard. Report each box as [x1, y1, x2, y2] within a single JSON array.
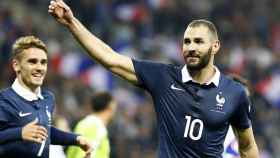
[[186, 47, 212, 71]]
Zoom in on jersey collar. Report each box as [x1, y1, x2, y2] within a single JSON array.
[[11, 78, 44, 101], [181, 65, 220, 87]]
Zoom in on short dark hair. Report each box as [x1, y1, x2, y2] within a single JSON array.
[[90, 92, 113, 112], [188, 19, 219, 40]]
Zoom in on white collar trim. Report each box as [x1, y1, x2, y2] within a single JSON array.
[[11, 79, 44, 101], [181, 65, 220, 87]]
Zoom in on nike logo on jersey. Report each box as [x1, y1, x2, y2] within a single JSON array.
[[170, 84, 185, 92], [19, 111, 32, 117]]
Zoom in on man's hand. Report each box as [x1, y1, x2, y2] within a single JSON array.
[[76, 136, 93, 158], [48, 0, 74, 26], [21, 118, 48, 143]]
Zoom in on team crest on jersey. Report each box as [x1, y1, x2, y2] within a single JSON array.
[[46, 106, 51, 126], [215, 92, 225, 110]]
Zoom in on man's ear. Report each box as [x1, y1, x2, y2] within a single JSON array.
[[212, 40, 220, 55], [12, 59, 20, 74]]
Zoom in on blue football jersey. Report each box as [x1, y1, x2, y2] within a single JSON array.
[[0, 88, 55, 158], [133, 60, 251, 158]]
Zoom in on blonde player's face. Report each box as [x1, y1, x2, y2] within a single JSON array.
[[13, 48, 48, 91], [182, 26, 214, 70]]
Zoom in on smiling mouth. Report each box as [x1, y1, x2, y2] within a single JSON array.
[[185, 56, 200, 64], [187, 56, 200, 59], [32, 74, 44, 78], [186, 56, 200, 61]]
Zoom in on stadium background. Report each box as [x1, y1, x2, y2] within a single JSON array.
[[0, 0, 280, 157]]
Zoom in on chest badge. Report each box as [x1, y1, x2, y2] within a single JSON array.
[[46, 106, 51, 126], [216, 92, 225, 110]]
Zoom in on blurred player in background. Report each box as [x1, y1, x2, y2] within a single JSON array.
[[49, 0, 259, 157], [0, 36, 92, 158], [67, 92, 117, 158]]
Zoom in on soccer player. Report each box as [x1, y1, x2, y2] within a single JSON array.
[[0, 36, 92, 158], [67, 92, 117, 158], [49, 1, 259, 157]]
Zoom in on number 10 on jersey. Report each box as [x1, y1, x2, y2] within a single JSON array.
[[184, 115, 204, 140]]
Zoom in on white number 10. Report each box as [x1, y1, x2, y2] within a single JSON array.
[[184, 115, 204, 140]]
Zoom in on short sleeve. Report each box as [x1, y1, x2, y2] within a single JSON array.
[[132, 59, 168, 92], [229, 89, 251, 129]]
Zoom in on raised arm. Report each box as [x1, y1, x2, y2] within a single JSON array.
[[232, 127, 259, 158], [48, 0, 138, 85]]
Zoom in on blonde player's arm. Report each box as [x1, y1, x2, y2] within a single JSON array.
[[48, 0, 137, 85], [233, 127, 259, 158]]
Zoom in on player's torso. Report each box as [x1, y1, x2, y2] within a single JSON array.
[[85, 116, 110, 158], [0, 89, 54, 158], [153, 71, 239, 157], [2, 89, 53, 129]]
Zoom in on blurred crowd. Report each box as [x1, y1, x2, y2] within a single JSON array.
[[1, 0, 280, 158]]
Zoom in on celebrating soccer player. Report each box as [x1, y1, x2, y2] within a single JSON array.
[[49, 0, 259, 157], [0, 36, 92, 158]]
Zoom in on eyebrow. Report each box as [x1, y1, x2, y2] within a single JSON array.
[[194, 38, 204, 42], [41, 59, 48, 64], [184, 38, 190, 43], [184, 37, 204, 43], [27, 58, 48, 63]]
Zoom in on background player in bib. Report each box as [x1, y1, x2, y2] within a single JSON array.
[[49, 0, 259, 157], [67, 92, 117, 158]]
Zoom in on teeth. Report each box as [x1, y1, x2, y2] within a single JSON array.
[[33, 74, 42, 77]]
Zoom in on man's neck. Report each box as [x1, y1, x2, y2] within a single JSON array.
[[93, 112, 110, 126], [189, 65, 215, 84], [17, 77, 39, 94]]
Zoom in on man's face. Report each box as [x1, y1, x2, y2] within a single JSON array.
[[182, 26, 214, 71], [13, 47, 48, 90]]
